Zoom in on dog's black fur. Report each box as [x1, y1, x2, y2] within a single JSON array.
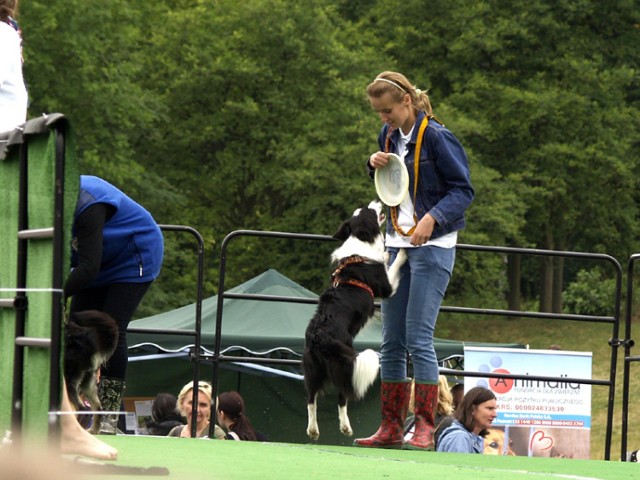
[[303, 201, 406, 440], [64, 310, 118, 433]]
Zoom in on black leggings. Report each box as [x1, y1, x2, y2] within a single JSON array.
[[69, 282, 152, 380]]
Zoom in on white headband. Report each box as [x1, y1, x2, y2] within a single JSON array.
[[374, 77, 407, 92]]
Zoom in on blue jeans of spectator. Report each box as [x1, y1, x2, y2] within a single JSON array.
[[380, 245, 455, 383]]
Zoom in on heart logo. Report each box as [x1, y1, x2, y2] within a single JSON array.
[[529, 430, 554, 451]]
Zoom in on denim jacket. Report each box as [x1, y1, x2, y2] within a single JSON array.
[[368, 111, 474, 240], [436, 419, 484, 453]]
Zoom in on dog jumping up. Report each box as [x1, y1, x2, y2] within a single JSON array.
[[64, 310, 118, 434], [303, 200, 406, 440]]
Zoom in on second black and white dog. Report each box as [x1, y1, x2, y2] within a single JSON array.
[[64, 310, 118, 433], [303, 201, 406, 440]]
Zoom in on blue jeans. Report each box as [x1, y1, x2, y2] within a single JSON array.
[[381, 245, 455, 383]]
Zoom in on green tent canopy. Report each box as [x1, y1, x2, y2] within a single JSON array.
[[124, 270, 525, 442], [127, 269, 524, 360]]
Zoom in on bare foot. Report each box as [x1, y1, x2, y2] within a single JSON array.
[[60, 383, 118, 460], [60, 422, 118, 460]]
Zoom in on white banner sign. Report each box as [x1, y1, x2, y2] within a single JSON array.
[[464, 346, 592, 458]]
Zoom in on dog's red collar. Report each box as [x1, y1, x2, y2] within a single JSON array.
[[336, 278, 374, 298], [332, 255, 375, 298]]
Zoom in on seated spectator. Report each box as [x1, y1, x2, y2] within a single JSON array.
[[404, 375, 454, 441], [167, 381, 225, 439], [436, 386, 497, 454], [450, 381, 464, 410], [216, 391, 266, 441], [143, 393, 185, 436]]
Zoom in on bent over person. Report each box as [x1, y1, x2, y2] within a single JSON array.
[[65, 175, 164, 434]]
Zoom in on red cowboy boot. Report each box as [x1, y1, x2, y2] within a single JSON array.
[[405, 382, 438, 450], [353, 380, 411, 448]]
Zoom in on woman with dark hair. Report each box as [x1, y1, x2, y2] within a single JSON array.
[[143, 393, 185, 436], [216, 391, 266, 441], [436, 386, 497, 453]]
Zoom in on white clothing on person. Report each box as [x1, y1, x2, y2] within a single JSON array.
[[0, 21, 28, 133]]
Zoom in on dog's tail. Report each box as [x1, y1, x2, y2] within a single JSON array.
[[352, 349, 380, 399]]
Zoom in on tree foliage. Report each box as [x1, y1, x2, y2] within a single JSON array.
[[18, 0, 640, 315]]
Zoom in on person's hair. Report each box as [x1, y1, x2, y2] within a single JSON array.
[[176, 381, 212, 418], [217, 391, 257, 441], [407, 376, 454, 416], [0, 0, 18, 23], [151, 393, 179, 422], [366, 71, 433, 115], [437, 375, 455, 416], [453, 386, 496, 437]]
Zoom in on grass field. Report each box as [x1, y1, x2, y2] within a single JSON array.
[[437, 311, 639, 461], [5, 436, 640, 480]]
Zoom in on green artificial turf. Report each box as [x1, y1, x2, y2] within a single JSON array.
[[69, 435, 640, 480]]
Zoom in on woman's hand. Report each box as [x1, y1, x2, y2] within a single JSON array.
[[369, 151, 390, 169], [410, 214, 436, 246]]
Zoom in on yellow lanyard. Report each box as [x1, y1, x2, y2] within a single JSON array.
[[385, 116, 429, 237]]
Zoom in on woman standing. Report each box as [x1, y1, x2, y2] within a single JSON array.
[[0, 0, 27, 132], [436, 387, 497, 453], [354, 71, 474, 450]]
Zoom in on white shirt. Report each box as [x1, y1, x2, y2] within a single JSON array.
[[0, 21, 28, 133], [385, 125, 457, 249]]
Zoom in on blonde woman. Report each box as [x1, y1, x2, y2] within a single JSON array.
[[404, 375, 454, 441], [168, 381, 224, 439], [354, 71, 473, 450]]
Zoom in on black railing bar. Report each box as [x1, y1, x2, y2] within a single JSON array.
[[438, 368, 610, 387], [221, 229, 335, 243], [158, 224, 206, 440], [127, 328, 198, 337], [440, 306, 615, 324], [620, 254, 639, 460], [222, 293, 318, 305], [214, 229, 623, 460], [221, 292, 615, 324], [204, 355, 301, 366], [458, 244, 620, 264]]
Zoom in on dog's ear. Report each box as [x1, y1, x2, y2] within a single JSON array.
[[333, 220, 352, 241]]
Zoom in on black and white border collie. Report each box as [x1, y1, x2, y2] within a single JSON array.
[[64, 310, 119, 433], [303, 200, 406, 440]]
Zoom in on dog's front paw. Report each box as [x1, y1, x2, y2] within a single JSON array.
[[393, 248, 407, 267]]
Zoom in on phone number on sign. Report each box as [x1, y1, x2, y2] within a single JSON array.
[[498, 404, 565, 413]]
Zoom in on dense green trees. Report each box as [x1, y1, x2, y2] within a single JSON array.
[[18, 0, 639, 316]]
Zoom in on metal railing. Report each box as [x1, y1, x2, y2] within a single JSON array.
[[621, 254, 640, 460], [206, 230, 623, 459]]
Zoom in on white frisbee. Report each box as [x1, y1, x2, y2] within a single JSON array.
[[374, 153, 409, 206]]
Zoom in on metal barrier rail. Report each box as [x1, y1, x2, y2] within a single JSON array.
[[621, 253, 640, 460], [127, 224, 205, 437], [209, 229, 623, 459]]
